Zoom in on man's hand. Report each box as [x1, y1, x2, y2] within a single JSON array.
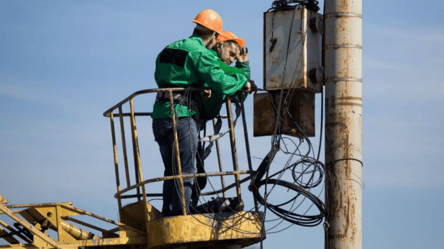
[[201, 88, 212, 100], [243, 79, 258, 94], [236, 47, 249, 63]]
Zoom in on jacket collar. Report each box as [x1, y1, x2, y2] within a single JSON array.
[[189, 34, 205, 46]]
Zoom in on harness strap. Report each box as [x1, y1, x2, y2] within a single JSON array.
[[199, 99, 243, 160], [156, 88, 202, 122], [156, 92, 188, 106]]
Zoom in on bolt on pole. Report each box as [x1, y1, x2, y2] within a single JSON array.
[[324, 0, 363, 248]]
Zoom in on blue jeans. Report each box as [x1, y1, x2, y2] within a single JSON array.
[[152, 116, 200, 216]]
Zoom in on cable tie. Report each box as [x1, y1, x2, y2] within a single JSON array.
[[323, 221, 330, 231]]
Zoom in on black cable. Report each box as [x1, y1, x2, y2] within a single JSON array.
[[250, 134, 326, 230], [255, 179, 325, 227], [256, 4, 326, 232], [317, 87, 324, 161], [327, 158, 364, 168], [268, 0, 320, 12], [291, 159, 324, 188], [172, 95, 266, 236]]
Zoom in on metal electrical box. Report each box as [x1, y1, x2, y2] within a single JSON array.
[[253, 91, 315, 137], [264, 7, 323, 92]]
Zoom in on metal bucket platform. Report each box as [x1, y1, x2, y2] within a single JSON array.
[[120, 200, 263, 249]]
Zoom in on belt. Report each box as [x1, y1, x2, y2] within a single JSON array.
[[156, 91, 202, 121], [156, 92, 188, 106]]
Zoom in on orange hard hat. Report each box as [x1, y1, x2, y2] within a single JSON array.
[[217, 31, 246, 48], [192, 9, 223, 34]]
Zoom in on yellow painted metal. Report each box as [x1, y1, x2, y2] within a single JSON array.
[[19, 206, 57, 230], [60, 220, 100, 240], [115, 170, 252, 199], [110, 112, 123, 210], [0, 218, 33, 244], [118, 105, 132, 188], [0, 204, 60, 248], [33, 236, 56, 249], [1, 198, 263, 249], [0, 201, 150, 248], [129, 98, 143, 202], [129, 98, 152, 245], [0, 87, 267, 249], [75, 236, 147, 247], [0, 238, 145, 249], [146, 211, 263, 248], [0, 195, 6, 204], [57, 203, 144, 235], [212, 118, 227, 199], [61, 216, 116, 239], [119, 200, 162, 232], [225, 98, 243, 211], [18, 205, 104, 245], [167, 90, 187, 216], [0, 224, 19, 244], [5, 202, 72, 208], [0, 246, 38, 249], [56, 205, 80, 245], [62, 216, 107, 233], [0, 245, 78, 249]]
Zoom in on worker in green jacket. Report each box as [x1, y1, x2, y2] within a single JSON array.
[[152, 9, 253, 217], [192, 31, 256, 209], [201, 31, 255, 121]]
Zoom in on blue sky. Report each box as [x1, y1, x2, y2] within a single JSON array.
[[1, 0, 443, 248]]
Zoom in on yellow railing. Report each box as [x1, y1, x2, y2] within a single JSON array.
[[103, 88, 256, 216]]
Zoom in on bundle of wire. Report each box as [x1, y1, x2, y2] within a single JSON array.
[[165, 88, 326, 235], [252, 136, 326, 229], [268, 0, 320, 12], [255, 0, 326, 235]]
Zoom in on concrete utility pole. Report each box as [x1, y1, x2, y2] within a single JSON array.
[[324, 0, 362, 248]]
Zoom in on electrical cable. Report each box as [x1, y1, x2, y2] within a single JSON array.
[[253, 2, 327, 236], [168, 94, 264, 236], [256, 179, 325, 227], [267, 0, 320, 12]]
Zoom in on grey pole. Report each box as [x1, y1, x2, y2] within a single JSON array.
[[324, 0, 363, 248]]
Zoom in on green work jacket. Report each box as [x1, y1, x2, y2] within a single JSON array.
[[200, 50, 250, 121], [151, 35, 248, 119]]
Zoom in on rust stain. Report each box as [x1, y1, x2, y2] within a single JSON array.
[[254, 94, 276, 136], [337, 96, 362, 101], [330, 95, 336, 109], [340, 0, 350, 11], [337, 102, 362, 107], [271, 56, 278, 65], [325, 1, 362, 246], [326, 121, 347, 129], [254, 91, 315, 137], [269, 76, 277, 84], [294, 77, 305, 88]]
